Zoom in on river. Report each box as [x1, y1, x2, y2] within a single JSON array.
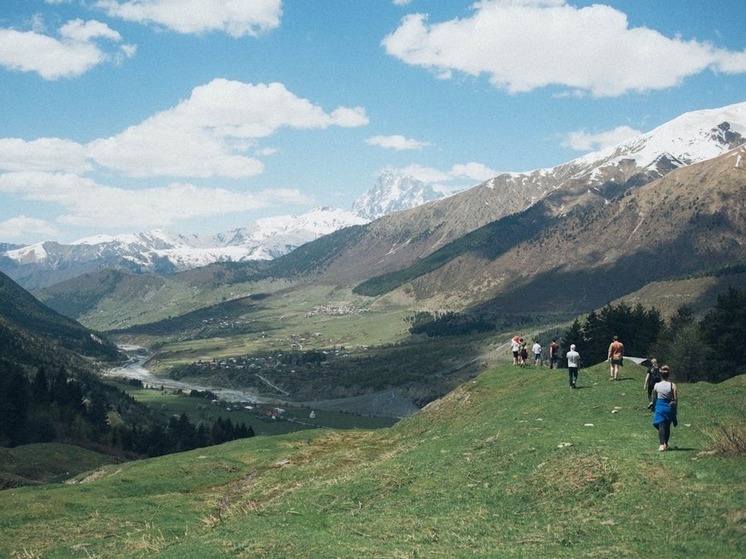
[[102, 345, 268, 404]]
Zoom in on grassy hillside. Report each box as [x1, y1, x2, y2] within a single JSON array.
[[0, 443, 123, 488], [1, 361, 743, 558]]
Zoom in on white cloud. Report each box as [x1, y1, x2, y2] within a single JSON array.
[[0, 171, 312, 230], [382, 0, 746, 97], [563, 125, 641, 151], [395, 164, 453, 184], [366, 134, 431, 151], [394, 161, 498, 184], [96, 0, 283, 37], [0, 18, 135, 80], [0, 216, 59, 241], [393, 0, 412, 6], [86, 79, 369, 178], [449, 162, 499, 181], [0, 79, 368, 236], [0, 138, 90, 173]]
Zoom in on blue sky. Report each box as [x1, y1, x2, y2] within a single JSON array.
[[1, 0, 745, 244]]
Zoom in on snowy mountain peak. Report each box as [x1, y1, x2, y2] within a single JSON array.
[[351, 171, 442, 220]]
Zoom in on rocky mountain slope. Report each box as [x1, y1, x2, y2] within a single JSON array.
[[307, 102, 746, 287], [383, 145, 746, 315]]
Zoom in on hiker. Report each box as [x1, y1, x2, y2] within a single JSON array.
[[511, 336, 521, 365], [566, 344, 580, 389], [643, 358, 661, 410], [532, 341, 542, 366], [652, 365, 678, 451], [607, 335, 624, 380], [519, 338, 528, 368], [549, 339, 560, 369]]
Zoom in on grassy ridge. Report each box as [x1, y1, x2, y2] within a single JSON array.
[[1, 362, 744, 558]]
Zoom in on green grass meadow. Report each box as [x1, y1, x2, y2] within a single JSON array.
[[2, 362, 744, 558]]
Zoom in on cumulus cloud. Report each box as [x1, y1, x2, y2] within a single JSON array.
[[366, 134, 431, 151], [86, 79, 368, 178], [394, 161, 498, 184], [563, 125, 642, 151], [0, 18, 135, 79], [382, 0, 746, 97], [95, 0, 283, 37], [450, 162, 499, 182], [0, 216, 59, 240], [0, 138, 91, 173], [0, 79, 368, 236], [0, 171, 312, 230]]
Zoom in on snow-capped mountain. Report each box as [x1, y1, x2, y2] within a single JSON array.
[[0, 207, 368, 289], [570, 102, 746, 179], [0, 171, 445, 289], [463, 101, 746, 222], [351, 170, 444, 220]]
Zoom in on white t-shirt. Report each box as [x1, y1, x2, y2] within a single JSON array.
[[532, 343, 541, 355], [566, 350, 580, 368]]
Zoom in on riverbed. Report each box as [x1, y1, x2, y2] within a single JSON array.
[[103, 345, 267, 404]]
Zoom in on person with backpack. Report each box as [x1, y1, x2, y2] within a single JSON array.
[[652, 365, 678, 451], [644, 358, 661, 410]]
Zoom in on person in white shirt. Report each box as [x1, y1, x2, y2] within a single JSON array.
[[510, 336, 521, 365], [566, 344, 580, 389], [532, 341, 542, 366]]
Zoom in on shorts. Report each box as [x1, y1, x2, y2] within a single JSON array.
[[611, 358, 623, 366]]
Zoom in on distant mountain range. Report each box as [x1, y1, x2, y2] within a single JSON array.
[[2, 101, 745, 296], [0, 172, 443, 289]]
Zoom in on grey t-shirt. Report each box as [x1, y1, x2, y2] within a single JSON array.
[[654, 380, 674, 400]]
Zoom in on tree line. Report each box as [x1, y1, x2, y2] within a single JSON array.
[[560, 287, 746, 382], [0, 362, 254, 456]]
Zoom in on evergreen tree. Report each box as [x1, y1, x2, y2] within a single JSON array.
[[699, 287, 746, 381], [665, 322, 706, 382], [0, 362, 30, 446]]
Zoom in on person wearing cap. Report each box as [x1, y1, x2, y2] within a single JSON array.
[[566, 344, 580, 389]]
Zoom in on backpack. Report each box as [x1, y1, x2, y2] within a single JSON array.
[[648, 366, 661, 384]]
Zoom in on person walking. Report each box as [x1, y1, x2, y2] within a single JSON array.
[[532, 341, 542, 366], [519, 338, 528, 368], [607, 335, 624, 380], [549, 339, 560, 369], [652, 365, 678, 451], [566, 344, 580, 389], [644, 358, 661, 410], [511, 336, 521, 365]]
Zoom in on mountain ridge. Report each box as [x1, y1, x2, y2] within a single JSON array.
[[3, 101, 745, 291]]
